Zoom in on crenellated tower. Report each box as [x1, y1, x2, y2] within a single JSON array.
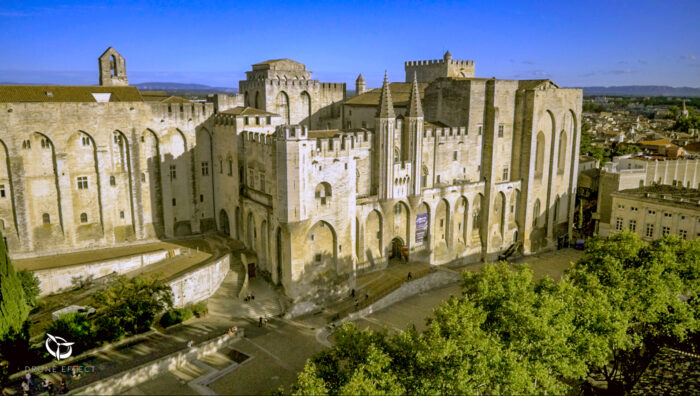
[[275, 125, 309, 223], [405, 72, 424, 196], [375, 72, 396, 200]]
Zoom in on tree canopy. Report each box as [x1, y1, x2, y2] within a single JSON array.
[[0, 231, 29, 341], [292, 232, 699, 394]]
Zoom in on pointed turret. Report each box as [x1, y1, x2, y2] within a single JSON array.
[[377, 71, 395, 118], [407, 72, 423, 118], [444, 50, 452, 61]]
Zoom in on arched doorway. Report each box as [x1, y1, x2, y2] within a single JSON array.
[[390, 237, 405, 262], [219, 209, 230, 237]]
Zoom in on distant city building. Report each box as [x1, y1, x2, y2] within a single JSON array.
[[606, 185, 700, 241]]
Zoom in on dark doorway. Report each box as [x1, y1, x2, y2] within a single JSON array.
[[219, 209, 230, 237], [248, 262, 256, 278], [390, 237, 404, 261]]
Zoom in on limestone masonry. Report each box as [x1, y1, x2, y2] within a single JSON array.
[[0, 48, 582, 300]]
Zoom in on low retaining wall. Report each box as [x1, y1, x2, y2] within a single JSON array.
[[169, 253, 231, 308], [341, 269, 461, 323], [74, 330, 243, 395], [35, 249, 179, 296]]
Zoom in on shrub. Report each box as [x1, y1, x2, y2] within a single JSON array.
[[45, 312, 96, 355], [159, 308, 193, 328], [93, 275, 173, 340], [17, 270, 40, 307], [192, 301, 208, 317]]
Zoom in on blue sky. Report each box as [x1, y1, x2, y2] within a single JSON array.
[[0, 0, 699, 88]]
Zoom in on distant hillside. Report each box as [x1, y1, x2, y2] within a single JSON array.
[[578, 85, 700, 97], [133, 82, 237, 94]]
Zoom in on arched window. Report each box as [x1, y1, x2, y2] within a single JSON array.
[[533, 199, 541, 228], [422, 165, 429, 187], [557, 131, 567, 174], [393, 147, 400, 163], [535, 131, 545, 179], [109, 55, 117, 76], [42, 213, 50, 225], [315, 182, 332, 205], [110, 175, 116, 186], [300, 91, 312, 126], [276, 91, 290, 124], [80, 213, 88, 223]]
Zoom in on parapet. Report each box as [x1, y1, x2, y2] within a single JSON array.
[[276, 124, 308, 140], [404, 54, 476, 82], [404, 59, 475, 67]]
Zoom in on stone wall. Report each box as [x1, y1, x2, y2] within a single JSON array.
[[74, 330, 242, 395], [32, 248, 178, 296], [169, 252, 230, 308]]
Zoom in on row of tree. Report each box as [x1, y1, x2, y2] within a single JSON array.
[[292, 233, 699, 394]]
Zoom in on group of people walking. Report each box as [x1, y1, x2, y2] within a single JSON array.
[[14, 373, 69, 396]]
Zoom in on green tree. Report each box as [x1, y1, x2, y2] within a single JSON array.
[[45, 312, 96, 356], [566, 232, 699, 390], [93, 275, 173, 341], [0, 230, 29, 340], [672, 114, 700, 132], [293, 362, 329, 396], [17, 269, 40, 307], [292, 233, 699, 394]]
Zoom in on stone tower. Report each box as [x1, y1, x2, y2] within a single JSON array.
[[405, 72, 424, 196], [375, 72, 396, 200], [98, 47, 128, 86], [355, 74, 366, 95]]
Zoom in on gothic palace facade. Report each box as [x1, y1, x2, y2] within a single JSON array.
[[0, 48, 581, 299]]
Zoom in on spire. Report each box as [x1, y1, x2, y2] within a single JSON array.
[[356, 73, 365, 82], [407, 71, 423, 118], [444, 50, 452, 61], [377, 71, 395, 118]]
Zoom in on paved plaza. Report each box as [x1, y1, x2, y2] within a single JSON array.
[[117, 248, 583, 395]]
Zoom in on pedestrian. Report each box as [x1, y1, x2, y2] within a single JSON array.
[[58, 380, 68, 395], [354, 299, 359, 309], [48, 381, 55, 396], [21, 381, 29, 396], [350, 288, 355, 298], [407, 272, 412, 281], [251, 293, 255, 300], [42, 378, 49, 394], [258, 316, 263, 327]]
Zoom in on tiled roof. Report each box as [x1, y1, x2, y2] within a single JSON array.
[[160, 96, 193, 104], [219, 106, 278, 116], [308, 130, 343, 139], [640, 138, 673, 146], [345, 82, 428, 107], [0, 85, 143, 103], [517, 79, 559, 90]]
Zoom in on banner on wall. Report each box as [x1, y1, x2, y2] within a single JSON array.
[[415, 213, 428, 244]]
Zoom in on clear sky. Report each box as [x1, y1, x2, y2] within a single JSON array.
[[1, 0, 699, 88]]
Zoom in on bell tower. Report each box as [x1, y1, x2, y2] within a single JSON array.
[[98, 47, 129, 86]]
